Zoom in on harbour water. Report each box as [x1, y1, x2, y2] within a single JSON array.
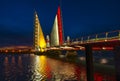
[[0, 51, 116, 81]]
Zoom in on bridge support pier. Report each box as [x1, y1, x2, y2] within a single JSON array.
[[85, 45, 94, 81], [114, 46, 120, 81]]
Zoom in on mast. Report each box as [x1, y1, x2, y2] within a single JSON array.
[[34, 12, 46, 52], [50, 6, 64, 46], [34, 11, 40, 49], [57, 6, 64, 45], [59, 0, 65, 45]]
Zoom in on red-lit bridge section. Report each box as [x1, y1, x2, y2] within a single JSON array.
[[68, 30, 120, 51]]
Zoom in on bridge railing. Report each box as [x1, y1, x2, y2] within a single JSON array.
[[70, 30, 120, 45]]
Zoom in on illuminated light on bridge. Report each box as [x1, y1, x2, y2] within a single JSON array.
[[91, 47, 113, 51], [100, 58, 108, 64], [102, 47, 112, 50], [104, 39, 107, 42], [49, 47, 60, 50], [60, 46, 74, 49], [80, 47, 85, 50], [79, 57, 86, 61], [34, 12, 46, 52], [46, 35, 50, 47], [67, 36, 70, 45], [74, 46, 84, 49]]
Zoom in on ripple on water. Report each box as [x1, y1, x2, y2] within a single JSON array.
[[0, 54, 116, 81]]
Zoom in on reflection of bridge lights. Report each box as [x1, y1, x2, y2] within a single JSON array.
[[100, 58, 108, 64], [4, 57, 8, 63], [34, 55, 48, 80]]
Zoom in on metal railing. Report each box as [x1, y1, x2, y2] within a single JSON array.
[[70, 30, 120, 45]]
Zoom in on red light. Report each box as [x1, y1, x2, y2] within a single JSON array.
[[57, 6, 63, 45]]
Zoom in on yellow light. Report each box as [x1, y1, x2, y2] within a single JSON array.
[[39, 24, 46, 52], [41, 48, 45, 52], [34, 12, 46, 52], [35, 55, 48, 79]]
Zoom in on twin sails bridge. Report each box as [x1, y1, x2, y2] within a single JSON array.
[[0, 6, 120, 53], [0, 6, 120, 81]]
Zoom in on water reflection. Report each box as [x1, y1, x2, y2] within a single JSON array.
[[48, 58, 79, 80], [11, 56, 17, 81], [31, 55, 52, 81], [4, 57, 10, 81], [0, 54, 116, 81], [18, 56, 23, 76]]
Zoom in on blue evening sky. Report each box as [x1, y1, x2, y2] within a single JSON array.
[[0, 0, 120, 46]]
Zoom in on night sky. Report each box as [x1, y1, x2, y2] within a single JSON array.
[[0, 0, 120, 47]]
